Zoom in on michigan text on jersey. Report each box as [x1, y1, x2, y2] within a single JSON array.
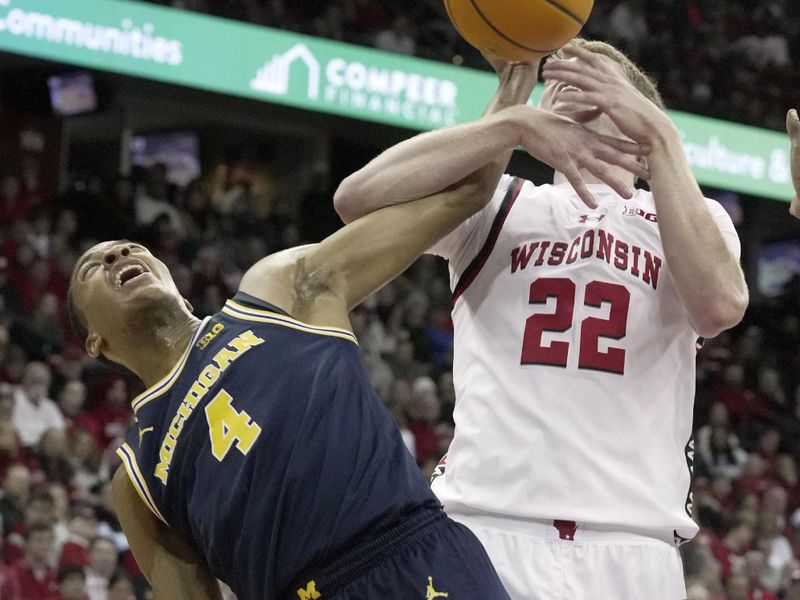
[[154, 329, 265, 485]]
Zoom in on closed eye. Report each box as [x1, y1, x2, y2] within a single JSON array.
[[81, 263, 99, 281]]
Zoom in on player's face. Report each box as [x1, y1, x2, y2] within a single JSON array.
[[71, 240, 186, 355], [540, 53, 625, 116]]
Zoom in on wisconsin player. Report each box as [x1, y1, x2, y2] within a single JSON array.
[[334, 40, 749, 599], [66, 71, 648, 599]]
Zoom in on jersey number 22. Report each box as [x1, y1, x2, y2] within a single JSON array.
[[521, 277, 630, 374]]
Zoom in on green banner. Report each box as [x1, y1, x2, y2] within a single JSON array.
[[0, 0, 793, 201]]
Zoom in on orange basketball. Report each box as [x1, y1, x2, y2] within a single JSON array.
[[444, 0, 594, 62]]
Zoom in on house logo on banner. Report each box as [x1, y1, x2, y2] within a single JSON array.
[[250, 43, 459, 128], [250, 43, 320, 100]]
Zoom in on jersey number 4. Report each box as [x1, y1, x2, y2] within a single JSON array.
[[205, 389, 262, 461], [521, 278, 630, 374]]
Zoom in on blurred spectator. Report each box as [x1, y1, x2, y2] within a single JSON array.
[[0, 464, 32, 536], [406, 376, 440, 465], [6, 524, 57, 600], [12, 362, 66, 448], [696, 403, 748, 479], [756, 511, 794, 591], [374, 16, 416, 55], [744, 549, 779, 600], [80, 377, 131, 451], [36, 429, 74, 488], [57, 382, 86, 425], [85, 536, 117, 600], [50, 565, 87, 600], [106, 571, 135, 600]]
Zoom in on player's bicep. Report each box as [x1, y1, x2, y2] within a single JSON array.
[[112, 468, 221, 600]]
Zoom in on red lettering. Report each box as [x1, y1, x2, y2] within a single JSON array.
[[596, 230, 614, 263], [548, 242, 568, 266], [566, 237, 581, 264], [631, 245, 641, 277], [643, 251, 662, 290], [580, 231, 595, 258], [614, 240, 629, 271], [511, 243, 538, 273], [534, 242, 551, 267]]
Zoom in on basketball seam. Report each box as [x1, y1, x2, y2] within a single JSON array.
[[468, 0, 558, 54], [540, 0, 585, 26]]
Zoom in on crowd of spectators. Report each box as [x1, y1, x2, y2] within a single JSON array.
[[140, 0, 800, 132], [1, 141, 800, 599]]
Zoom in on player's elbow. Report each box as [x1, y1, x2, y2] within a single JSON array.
[[692, 292, 748, 338], [333, 176, 364, 224], [450, 172, 498, 214]]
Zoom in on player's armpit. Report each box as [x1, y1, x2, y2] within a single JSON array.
[[112, 468, 222, 600]]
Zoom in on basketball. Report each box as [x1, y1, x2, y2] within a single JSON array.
[[444, 0, 594, 62]]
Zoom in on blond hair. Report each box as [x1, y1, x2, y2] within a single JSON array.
[[552, 38, 665, 111]]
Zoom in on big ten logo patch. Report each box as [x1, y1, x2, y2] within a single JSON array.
[[623, 206, 657, 223], [197, 322, 225, 349]]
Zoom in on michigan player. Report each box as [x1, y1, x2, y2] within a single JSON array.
[[66, 71, 650, 598], [334, 41, 749, 599]]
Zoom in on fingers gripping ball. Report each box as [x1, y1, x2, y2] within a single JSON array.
[[444, 0, 594, 62]]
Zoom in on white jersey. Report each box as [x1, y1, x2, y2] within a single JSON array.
[[429, 175, 741, 540]]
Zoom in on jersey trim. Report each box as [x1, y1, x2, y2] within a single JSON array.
[[130, 317, 212, 415], [116, 442, 168, 525], [452, 177, 525, 306], [221, 299, 358, 345]]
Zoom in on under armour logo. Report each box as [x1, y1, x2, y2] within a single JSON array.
[[426, 577, 449, 599], [579, 214, 605, 224]]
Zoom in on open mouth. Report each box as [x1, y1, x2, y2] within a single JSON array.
[[114, 263, 149, 289]]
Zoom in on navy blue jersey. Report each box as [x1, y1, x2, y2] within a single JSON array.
[[116, 293, 438, 600]]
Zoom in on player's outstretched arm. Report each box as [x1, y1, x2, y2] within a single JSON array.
[[112, 468, 222, 600], [334, 61, 537, 224], [787, 109, 800, 219], [543, 45, 748, 336], [238, 171, 495, 330], [335, 69, 650, 218]]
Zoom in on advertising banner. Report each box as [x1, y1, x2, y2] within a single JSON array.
[[0, 0, 792, 200]]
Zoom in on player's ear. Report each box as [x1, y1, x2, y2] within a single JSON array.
[[183, 297, 194, 313], [85, 332, 104, 358]]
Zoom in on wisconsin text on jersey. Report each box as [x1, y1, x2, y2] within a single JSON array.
[[510, 229, 663, 291], [154, 328, 265, 485]]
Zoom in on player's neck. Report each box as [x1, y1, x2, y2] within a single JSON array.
[[121, 308, 201, 387], [552, 169, 636, 193]]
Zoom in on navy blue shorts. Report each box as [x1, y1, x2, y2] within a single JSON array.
[[290, 509, 510, 600]]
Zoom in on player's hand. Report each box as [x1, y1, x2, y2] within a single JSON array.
[[787, 109, 800, 219], [540, 45, 673, 146], [483, 53, 540, 86], [513, 105, 651, 208]]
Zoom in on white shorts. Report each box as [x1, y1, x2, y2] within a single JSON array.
[[450, 513, 687, 600]]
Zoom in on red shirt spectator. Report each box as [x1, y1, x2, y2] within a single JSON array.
[[80, 376, 132, 450], [7, 524, 58, 600]]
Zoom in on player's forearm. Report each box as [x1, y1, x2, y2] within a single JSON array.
[[648, 127, 748, 337], [314, 173, 495, 311], [334, 111, 520, 223], [334, 64, 537, 224]]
